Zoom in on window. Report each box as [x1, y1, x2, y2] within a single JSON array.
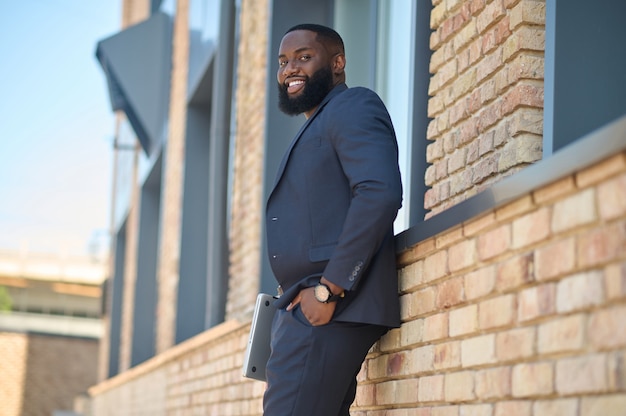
[[335, 0, 430, 232]]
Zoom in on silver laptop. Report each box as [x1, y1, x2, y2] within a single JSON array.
[[242, 293, 276, 381]]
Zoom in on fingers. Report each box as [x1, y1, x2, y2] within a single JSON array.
[[286, 293, 302, 311]]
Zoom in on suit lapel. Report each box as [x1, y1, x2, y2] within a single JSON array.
[[271, 83, 348, 189]]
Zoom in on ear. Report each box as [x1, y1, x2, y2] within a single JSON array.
[[333, 53, 346, 75]]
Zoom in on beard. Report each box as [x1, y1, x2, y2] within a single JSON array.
[[277, 66, 334, 116]]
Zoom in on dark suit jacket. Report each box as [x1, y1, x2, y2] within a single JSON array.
[[266, 83, 403, 328]]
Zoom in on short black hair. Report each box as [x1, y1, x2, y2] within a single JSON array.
[[285, 23, 345, 54]]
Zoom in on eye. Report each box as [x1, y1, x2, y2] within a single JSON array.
[[299, 55, 311, 62], [278, 59, 287, 67]]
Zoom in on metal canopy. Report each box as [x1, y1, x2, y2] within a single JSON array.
[[95, 12, 173, 155]]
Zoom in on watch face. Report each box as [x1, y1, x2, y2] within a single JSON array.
[[314, 284, 330, 302]]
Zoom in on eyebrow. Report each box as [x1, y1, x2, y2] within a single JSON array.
[[278, 46, 315, 59]]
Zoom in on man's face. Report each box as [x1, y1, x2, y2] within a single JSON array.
[[276, 30, 335, 117]]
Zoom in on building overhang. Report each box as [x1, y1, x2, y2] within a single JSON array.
[[95, 12, 173, 155]]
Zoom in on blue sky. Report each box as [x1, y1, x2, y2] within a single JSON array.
[[0, 1, 121, 258]]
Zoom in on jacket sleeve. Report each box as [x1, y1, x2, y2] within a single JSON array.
[[321, 87, 403, 291]]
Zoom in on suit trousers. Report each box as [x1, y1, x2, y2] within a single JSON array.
[[263, 305, 387, 416]]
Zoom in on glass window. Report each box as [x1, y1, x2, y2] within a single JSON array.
[[335, 0, 415, 232], [375, 0, 414, 232]]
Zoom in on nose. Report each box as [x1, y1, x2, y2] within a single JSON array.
[[281, 60, 299, 77]]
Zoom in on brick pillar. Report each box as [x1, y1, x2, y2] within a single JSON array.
[[226, 0, 270, 321]]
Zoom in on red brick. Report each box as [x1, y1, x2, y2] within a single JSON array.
[[478, 128, 495, 155], [552, 188, 597, 233], [496, 327, 535, 361], [448, 239, 477, 272], [476, 49, 503, 83], [475, 366, 512, 399], [494, 400, 532, 416], [597, 175, 626, 220], [533, 399, 579, 416], [399, 260, 424, 293], [462, 334, 497, 367], [470, 0, 486, 15], [512, 207, 551, 249], [432, 405, 460, 416], [434, 341, 462, 370], [477, 100, 502, 133], [556, 270, 604, 313], [399, 319, 423, 347], [535, 237, 576, 281], [464, 266, 496, 300], [444, 371, 475, 401], [459, 404, 492, 416], [478, 294, 516, 329], [415, 287, 437, 316], [512, 361, 554, 397], [375, 379, 419, 406], [588, 305, 626, 349], [436, 277, 465, 309], [538, 314, 585, 354], [450, 304, 478, 337], [410, 345, 436, 377], [608, 351, 626, 391], [424, 312, 449, 342], [355, 383, 375, 407], [472, 153, 499, 184], [495, 195, 534, 222], [581, 395, 626, 416], [556, 354, 607, 394], [605, 262, 626, 300], [577, 222, 626, 268], [476, 0, 506, 33], [507, 108, 543, 137], [418, 374, 445, 402], [424, 250, 449, 282], [496, 253, 534, 291], [501, 84, 544, 115], [533, 176, 576, 204], [518, 283, 556, 322]]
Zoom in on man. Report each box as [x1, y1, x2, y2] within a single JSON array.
[[264, 23, 403, 415]]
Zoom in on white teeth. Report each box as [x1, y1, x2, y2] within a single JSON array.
[[288, 80, 304, 87]]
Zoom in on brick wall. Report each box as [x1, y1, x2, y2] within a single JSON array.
[[227, 0, 270, 322], [0, 332, 99, 416], [351, 151, 626, 415], [89, 321, 262, 416], [425, 0, 545, 217], [85, 150, 626, 415]]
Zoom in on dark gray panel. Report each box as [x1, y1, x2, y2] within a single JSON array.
[[131, 158, 162, 366], [95, 12, 173, 155], [552, 0, 626, 152]]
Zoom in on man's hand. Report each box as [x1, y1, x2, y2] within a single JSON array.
[[286, 287, 336, 326]]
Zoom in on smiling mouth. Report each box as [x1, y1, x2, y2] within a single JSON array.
[[286, 79, 305, 94]]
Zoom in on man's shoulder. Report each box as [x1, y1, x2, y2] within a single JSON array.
[[329, 85, 384, 107]]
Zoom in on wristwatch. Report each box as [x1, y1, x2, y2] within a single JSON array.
[[314, 282, 344, 303]]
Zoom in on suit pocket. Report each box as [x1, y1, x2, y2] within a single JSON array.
[[309, 242, 337, 263]]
